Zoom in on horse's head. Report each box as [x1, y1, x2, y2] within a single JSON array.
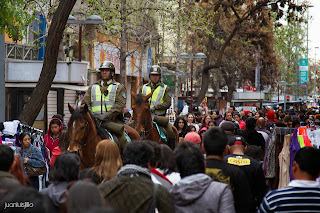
[[131, 91, 152, 136], [67, 103, 91, 153]]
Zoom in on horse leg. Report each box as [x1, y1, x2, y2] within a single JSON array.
[[124, 124, 141, 141]]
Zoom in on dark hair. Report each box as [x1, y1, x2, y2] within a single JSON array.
[[174, 117, 187, 132], [124, 112, 131, 118], [203, 127, 227, 156], [52, 114, 63, 122], [158, 144, 177, 175], [0, 187, 46, 213], [50, 152, 80, 182], [220, 121, 234, 132], [123, 141, 154, 168], [292, 119, 300, 128], [230, 106, 235, 111], [245, 145, 265, 162], [58, 130, 70, 151], [175, 142, 204, 178], [208, 120, 217, 126], [50, 118, 62, 127], [224, 111, 232, 120], [186, 125, 196, 132], [19, 132, 31, 143], [67, 181, 104, 213], [294, 146, 320, 179], [0, 145, 14, 171], [245, 117, 257, 131], [144, 141, 161, 168]]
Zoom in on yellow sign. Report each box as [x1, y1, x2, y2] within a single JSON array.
[[227, 157, 250, 166]]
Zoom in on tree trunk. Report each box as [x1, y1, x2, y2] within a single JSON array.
[[227, 77, 235, 103], [120, 0, 127, 86], [196, 57, 210, 105], [18, 0, 76, 125]]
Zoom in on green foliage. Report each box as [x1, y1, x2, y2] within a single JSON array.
[[0, 0, 34, 40]]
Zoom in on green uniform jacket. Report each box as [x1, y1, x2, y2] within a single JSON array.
[[82, 79, 126, 120], [99, 174, 175, 213], [139, 81, 172, 113]]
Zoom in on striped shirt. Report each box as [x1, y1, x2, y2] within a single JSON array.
[[258, 180, 320, 213]]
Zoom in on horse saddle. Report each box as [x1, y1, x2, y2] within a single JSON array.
[[153, 121, 167, 142], [101, 128, 131, 144]]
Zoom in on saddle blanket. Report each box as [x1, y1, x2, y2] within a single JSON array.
[[153, 121, 167, 142]]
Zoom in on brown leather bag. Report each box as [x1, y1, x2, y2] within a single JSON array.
[[24, 146, 47, 177]]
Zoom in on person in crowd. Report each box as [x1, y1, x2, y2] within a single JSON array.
[[234, 113, 246, 129], [292, 119, 300, 128], [258, 147, 320, 213], [41, 152, 80, 213], [283, 115, 293, 128], [184, 132, 202, 146], [174, 117, 188, 140], [98, 141, 174, 213], [146, 141, 173, 190], [123, 111, 132, 124], [1, 187, 47, 213], [244, 117, 265, 151], [208, 120, 217, 128], [45, 118, 63, 155], [266, 110, 276, 132], [255, 111, 264, 120], [186, 113, 199, 132], [256, 117, 270, 143], [242, 110, 250, 121], [157, 144, 181, 185], [198, 127, 207, 142], [82, 61, 127, 149], [49, 130, 69, 168], [220, 121, 236, 145], [245, 145, 265, 163], [52, 114, 67, 130], [16, 132, 45, 189], [203, 127, 253, 213], [171, 142, 235, 213], [220, 111, 239, 127], [224, 136, 267, 212], [186, 125, 197, 133], [212, 110, 223, 126], [9, 154, 28, 186], [201, 115, 212, 129], [140, 65, 175, 150], [67, 181, 105, 213], [229, 106, 236, 115], [80, 139, 122, 184], [0, 144, 21, 199]]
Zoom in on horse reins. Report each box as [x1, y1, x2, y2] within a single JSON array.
[[134, 110, 153, 139]]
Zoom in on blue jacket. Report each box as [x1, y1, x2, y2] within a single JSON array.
[[16, 145, 45, 175]]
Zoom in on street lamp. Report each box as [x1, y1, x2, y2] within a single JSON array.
[[67, 15, 104, 62], [314, 47, 319, 104], [180, 52, 207, 113]]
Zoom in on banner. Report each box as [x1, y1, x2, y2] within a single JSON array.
[[299, 59, 308, 86]]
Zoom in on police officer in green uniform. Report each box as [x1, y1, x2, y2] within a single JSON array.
[[140, 65, 175, 150], [82, 61, 127, 149]]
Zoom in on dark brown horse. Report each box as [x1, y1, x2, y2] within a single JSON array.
[[67, 104, 140, 170], [131, 92, 179, 147]]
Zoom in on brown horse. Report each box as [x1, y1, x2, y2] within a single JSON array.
[[67, 104, 140, 170], [131, 92, 179, 147]]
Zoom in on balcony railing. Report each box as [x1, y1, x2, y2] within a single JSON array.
[[5, 42, 38, 60]]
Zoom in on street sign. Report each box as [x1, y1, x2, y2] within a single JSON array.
[[299, 59, 308, 86]]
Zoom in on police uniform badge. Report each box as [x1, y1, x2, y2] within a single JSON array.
[[122, 92, 126, 98]]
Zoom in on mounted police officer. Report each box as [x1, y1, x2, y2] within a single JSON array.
[[82, 61, 127, 148], [140, 65, 175, 150]]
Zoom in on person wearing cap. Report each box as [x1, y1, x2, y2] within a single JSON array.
[[82, 61, 127, 148], [184, 132, 201, 145], [140, 65, 175, 150], [224, 136, 267, 212]]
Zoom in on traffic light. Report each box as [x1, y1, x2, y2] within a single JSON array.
[[286, 95, 290, 102]]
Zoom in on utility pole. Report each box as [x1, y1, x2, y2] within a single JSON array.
[[175, 0, 182, 113], [0, 34, 5, 122]]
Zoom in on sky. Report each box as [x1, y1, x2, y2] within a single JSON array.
[[308, 0, 320, 60]]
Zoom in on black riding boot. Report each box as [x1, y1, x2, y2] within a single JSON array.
[[168, 138, 176, 151]]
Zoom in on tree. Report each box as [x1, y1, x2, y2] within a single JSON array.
[[18, 0, 77, 125], [179, 0, 307, 105]]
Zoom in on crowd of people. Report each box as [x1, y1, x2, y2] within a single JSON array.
[[0, 104, 320, 213]]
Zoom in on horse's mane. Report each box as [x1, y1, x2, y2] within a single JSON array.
[[135, 94, 145, 104], [68, 108, 108, 139]]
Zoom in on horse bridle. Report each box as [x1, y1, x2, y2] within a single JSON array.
[[134, 110, 153, 139], [69, 120, 97, 167], [70, 121, 97, 148]]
